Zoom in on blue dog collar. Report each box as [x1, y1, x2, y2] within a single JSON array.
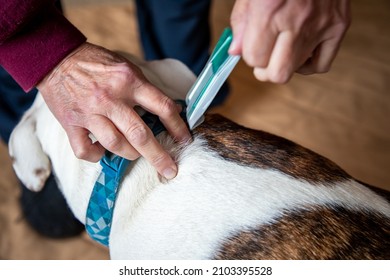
[[86, 101, 186, 247], [85, 152, 129, 246]]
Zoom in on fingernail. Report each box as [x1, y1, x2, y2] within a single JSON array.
[[163, 167, 177, 180], [228, 45, 234, 54], [228, 39, 238, 55]]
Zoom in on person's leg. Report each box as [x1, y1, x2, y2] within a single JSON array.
[[135, 0, 229, 106], [136, 0, 211, 75], [0, 0, 84, 238], [0, 68, 37, 143]]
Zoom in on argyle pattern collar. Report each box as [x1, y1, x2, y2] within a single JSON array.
[[85, 101, 186, 247]]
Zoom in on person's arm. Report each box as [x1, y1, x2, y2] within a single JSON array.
[[229, 0, 351, 83], [0, 0, 86, 91]]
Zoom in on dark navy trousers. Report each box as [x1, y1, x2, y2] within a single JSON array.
[[0, 69, 37, 143]]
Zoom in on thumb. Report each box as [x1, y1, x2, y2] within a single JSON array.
[[229, 0, 250, 55]]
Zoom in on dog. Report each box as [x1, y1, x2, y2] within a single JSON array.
[[9, 56, 390, 260]]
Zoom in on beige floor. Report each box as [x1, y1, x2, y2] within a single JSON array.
[[0, 0, 389, 259]]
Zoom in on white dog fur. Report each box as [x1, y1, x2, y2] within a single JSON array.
[[9, 56, 390, 259]]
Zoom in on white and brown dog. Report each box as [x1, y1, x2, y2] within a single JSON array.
[[9, 56, 390, 259]]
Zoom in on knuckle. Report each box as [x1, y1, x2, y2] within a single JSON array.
[[103, 134, 123, 151], [117, 67, 134, 83], [253, 68, 267, 81], [344, 14, 352, 29], [160, 97, 177, 117], [128, 124, 149, 147], [337, 20, 350, 35], [73, 145, 90, 160], [90, 84, 111, 104], [254, 67, 291, 84], [116, 63, 144, 87], [336, 7, 352, 30], [269, 70, 290, 84], [316, 64, 331, 74], [90, 87, 113, 109], [61, 111, 76, 127], [243, 45, 269, 68], [127, 151, 140, 161], [243, 50, 260, 68], [91, 86, 112, 106]]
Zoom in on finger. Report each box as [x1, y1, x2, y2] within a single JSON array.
[[241, 2, 279, 68], [132, 131, 178, 180], [297, 37, 342, 75], [253, 31, 296, 84], [133, 83, 191, 143], [66, 126, 105, 162], [229, 0, 250, 55], [109, 104, 178, 180], [87, 115, 140, 160]]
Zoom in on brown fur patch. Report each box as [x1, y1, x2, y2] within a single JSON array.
[[214, 206, 390, 260], [194, 114, 350, 184]]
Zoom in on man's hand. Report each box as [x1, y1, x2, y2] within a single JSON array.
[[229, 0, 351, 83], [37, 43, 191, 179]]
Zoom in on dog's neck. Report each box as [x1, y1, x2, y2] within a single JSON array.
[[35, 103, 171, 224]]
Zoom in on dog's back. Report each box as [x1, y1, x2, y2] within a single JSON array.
[[194, 114, 390, 260]]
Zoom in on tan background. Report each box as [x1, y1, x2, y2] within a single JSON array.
[[0, 0, 389, 259]]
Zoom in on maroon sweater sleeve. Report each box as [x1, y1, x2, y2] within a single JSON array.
[[0, 0, 86, 91]]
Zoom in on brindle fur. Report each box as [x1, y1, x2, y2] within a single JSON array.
[[214, 206, 390, 260], [195, 114, 350, 185], [195, 114, 390, 260]]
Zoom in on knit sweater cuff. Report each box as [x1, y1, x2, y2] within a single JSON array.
[[0, 6, 86, 91]]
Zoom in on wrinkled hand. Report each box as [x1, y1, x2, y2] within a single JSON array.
[[229, 0, 351, 83], [37, 42, 191, 179]]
